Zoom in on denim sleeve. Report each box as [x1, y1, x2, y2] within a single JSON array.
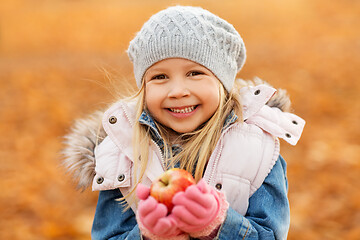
[[217, 155, 290, 240], [91, 189, 141, 240]]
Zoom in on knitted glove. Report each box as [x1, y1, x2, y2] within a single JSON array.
[[172, 179, 229, 238], [136, 184, 189, 240]]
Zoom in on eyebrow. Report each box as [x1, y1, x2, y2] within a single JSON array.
[[146, 67, 167, 73]]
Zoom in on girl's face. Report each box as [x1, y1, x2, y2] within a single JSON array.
[[144, 58, 220, 134]]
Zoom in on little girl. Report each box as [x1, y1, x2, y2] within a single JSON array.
[[63, 5, 305, 240]]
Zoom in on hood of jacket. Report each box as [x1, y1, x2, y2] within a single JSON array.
[[62, 78, 295, 190]]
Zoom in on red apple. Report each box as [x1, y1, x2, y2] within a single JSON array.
[[150, 168, 196, 212]]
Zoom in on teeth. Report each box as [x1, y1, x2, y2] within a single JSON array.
[[170, 106, 196, 113]]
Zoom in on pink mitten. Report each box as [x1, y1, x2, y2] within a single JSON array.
[[136, 184, 188, 240], [172, 179, 229, 238]]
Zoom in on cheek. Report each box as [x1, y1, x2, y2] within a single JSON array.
[[203, 85, 220, 110], [208, 92, 220, 114], [145, 86, 162, 115]]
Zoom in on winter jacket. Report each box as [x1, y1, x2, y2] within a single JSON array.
[[63, 80, 305, 239]]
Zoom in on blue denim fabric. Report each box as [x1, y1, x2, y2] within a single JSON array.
[[217, 155, 290, 240], [91, 189, 141, 240], [91, 111, 290, 239]]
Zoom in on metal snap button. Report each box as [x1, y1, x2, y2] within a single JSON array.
[[96, 177, 104, 184], [109, 116, 117, 124], [285, 133, 291, 138], [254, 89, 261, 95], [118, 174, 125, 182], [215, 183, 222, 190]]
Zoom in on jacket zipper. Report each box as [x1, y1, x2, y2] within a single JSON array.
[[151, 139, 166, 171], [120, 103, 166, 171], [208, 140, 223, 185], [207, 124, 236, 185]]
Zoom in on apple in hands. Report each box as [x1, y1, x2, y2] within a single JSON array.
[[150, 168, 196, 212]]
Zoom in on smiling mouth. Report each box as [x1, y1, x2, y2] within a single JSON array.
[[168, 105, 197, 113]]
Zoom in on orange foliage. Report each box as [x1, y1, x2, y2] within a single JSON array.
[[0, 0, 359, 239]]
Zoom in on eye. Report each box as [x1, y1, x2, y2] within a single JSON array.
[[151, 74, 167, 80], [188, 71, 204, 77]]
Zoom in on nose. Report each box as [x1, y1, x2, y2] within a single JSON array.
[[167, 78, 190, 99]]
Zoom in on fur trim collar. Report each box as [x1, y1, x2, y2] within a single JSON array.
[[62, 110, 107, 190]]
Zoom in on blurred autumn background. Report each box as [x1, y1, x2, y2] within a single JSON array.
[[1, 0, 359, 239]]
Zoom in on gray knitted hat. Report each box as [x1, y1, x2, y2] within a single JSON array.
[[127, 5, 246, 92]]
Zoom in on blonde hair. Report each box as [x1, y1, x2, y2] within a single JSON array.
[[117, 79, 243, 209]]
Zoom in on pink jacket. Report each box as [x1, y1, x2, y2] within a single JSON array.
[[91, 84, 305, 215]]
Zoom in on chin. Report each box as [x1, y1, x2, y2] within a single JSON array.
[[159, 122, 199, 135], [171, 126, 198, 134], [172, 121, 208, 134]]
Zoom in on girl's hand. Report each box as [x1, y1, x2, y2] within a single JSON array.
[[136, 184, 188, 239], [172, 179, 229, 238]]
